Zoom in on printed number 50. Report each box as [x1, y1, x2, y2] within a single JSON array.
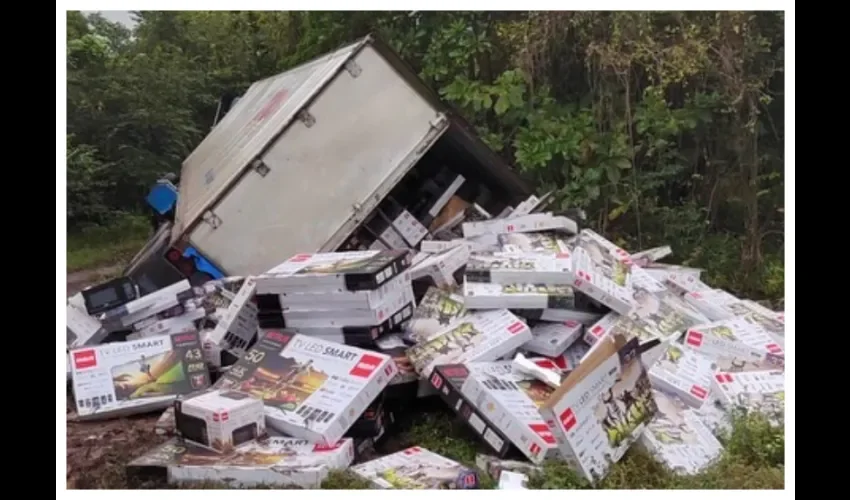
[[245, 349, 265, 364]]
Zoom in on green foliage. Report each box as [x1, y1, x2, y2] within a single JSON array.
[[65, 11, 784, 300]]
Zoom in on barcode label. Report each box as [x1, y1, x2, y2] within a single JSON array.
[[295, 404, 335, 424], [482, 378, 519, 391]]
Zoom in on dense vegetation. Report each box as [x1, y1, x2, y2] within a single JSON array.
[[65, 11, 785, 300]]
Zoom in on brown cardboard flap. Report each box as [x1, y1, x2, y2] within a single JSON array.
[[542, 334, 628, 410]]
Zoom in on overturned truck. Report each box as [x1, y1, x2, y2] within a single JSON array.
[[125, 35, 531, 295]]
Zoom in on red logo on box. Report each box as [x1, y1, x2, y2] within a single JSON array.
[[174, 333, 196, 343], [441, 366, 469, 378], [73, 349, 97, 369], [690, 385, 708, 399], [565, 320, 579, 328], [506, 224, 516, 232], [556, 252, 570, 259], [559, 408, 578, 432], [715, 373, 733, 384], [507, 321, 526, 334], [551, 355, 569, 370], [313, 441, 343, 452], [212, 411, 229, 422], [529, 443, 541, 455], [349, 354, 383, 378], [766, 343, 782, 354], [686, 331, 703, 347], [430, 373, 444, 390], [534, 360, 558, 371], [529, 423, 556, 444], [403, 446, 421, 455], [288, 253, 311, 262], [265, 331, 290, 343], [591, 325, 604, 336]]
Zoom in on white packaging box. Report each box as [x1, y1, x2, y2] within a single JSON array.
[[135, 314, 202, 339], [683, 318, 784, 361], [741, 300, 784, 322], [174, 389, 266, 453], [475, 454, 543, 481], [67, 304, 108, 349], [511, 194, 542, 217], [257, 250, 412, 293], [682, 289, 743, 321], [409, 244, 470, 286], [351, 446, 477, 489], [544, 342, 591, 373], [496, 232, 572, 254], [540, 335, 657, 483], [643, 265, 703, 285], [207, 277, 258, 347], [129, 437, 354, 489], [465, 252, 574, 285], [368, 209, 429, 249], [427, 175, 466, 219], [692, 398, 733, 439], [631, 246, 673, 267], [639, 390, 723, 475], [201, 330, 224, 368], [277, 269, 411, 310], [515, 307, 604, 325], [665, 272, 712, 296], [214, 332, 396, 445], [99, 280, 192, 328], [524, 320, 584, 357], [462, 213, 578, 238], [711, 370, 784, 424], [582, 312, 622, 346], [461, 360, 562, 463], [406, 309, 533, 378], [463, 280, 576, 310], [724, 302, 786, 348], [70, 332, 211, 420], [570, 246, 636, 315], [281, 282, 414, 328], [405, 287, 468, 344], [583, 296, 706, 362], [648, 344, 715, 408]]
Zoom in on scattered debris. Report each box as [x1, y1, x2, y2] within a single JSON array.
[[67, 189, 785, 488]]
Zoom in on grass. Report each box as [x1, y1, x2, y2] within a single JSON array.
[[67, 214, 153, 272]]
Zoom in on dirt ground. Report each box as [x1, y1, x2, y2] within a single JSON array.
[[66, 265, 169, 489]]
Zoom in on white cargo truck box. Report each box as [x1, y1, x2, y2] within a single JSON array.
[[170, 36, 529, 278]]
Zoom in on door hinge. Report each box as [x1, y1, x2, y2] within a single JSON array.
[[251, 158, 270, 177], [298, 109, 316, 128], [202, 211, 222, 229], [344, 60, 362, 78]]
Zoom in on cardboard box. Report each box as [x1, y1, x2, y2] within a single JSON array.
[[174, 389, 266, 453], [67, 304, 108, 349], [631, 246, 673, 267], [711, 370, 784, 425], [98, 280, 192, 328], [428, 364, 513, 456], [462, 213, 578, 238], [406, 309, 532, 378], [214, 332, 396, 444], [256, 250, 412, 293], [350, 446, 480, 489], [542, 342, 591, 374], [455, 360, 565, 463], [405, 287, 468, 344], [648, 344, 715, 408], [683, 319, 784, 362], [539, 334, 657, 483], [475, 454, 543, 481], [276, 270, 412, 310], [70, 332, 211, 420], [374, 334, 419, 394], [463, 279, 576, 310], [408, 244, 469, 287], [513, 307, 604, 326], [280, 279, 414, 329], [127, 437, 354, 488], [524, 320, 584, 357], [639, 390, 723, 475], [465, 252, 574, 285], [495, 231, 572, 254], [206, 276, 257, 348], [682, 289, 743, 321]]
